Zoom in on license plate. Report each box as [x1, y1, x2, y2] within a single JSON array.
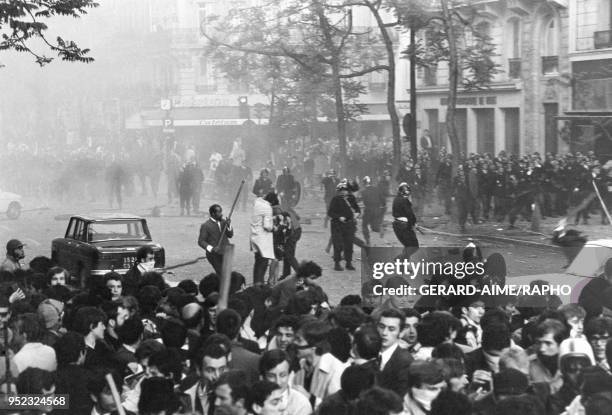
[[123, 256, 136, 269]]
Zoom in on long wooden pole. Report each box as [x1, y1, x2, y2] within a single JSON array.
[[105, 373, 126, 415], [218, 244, 235, 312], [215, 180, 245, 251]]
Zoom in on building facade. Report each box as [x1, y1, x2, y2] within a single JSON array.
[[565, 0, 612, 159], [407, 0, 572, 157]]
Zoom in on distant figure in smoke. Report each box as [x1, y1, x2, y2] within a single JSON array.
[[230, 137, 246, 167], [178, 157, 202, 216], [253, 169, 273, 198], [191, 160, 205, 214], [165, 144, 181, 205], [392, 182, 419, 259], [276, 167, 299, 209], [106, 154, 128, 210], [360, 175, 386, 246], [237, 159, 253, 211]]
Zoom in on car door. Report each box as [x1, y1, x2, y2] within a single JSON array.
[[66, 219, 86, 277], [73, 220, 92, 274], [54, 218, 76, 271]]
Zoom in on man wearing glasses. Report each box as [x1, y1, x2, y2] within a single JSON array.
[[585, 317, 612, 372]]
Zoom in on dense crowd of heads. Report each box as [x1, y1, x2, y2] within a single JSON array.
[[2, 236, 612, 415]]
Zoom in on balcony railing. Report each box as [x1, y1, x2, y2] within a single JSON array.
[[542, 55, 559, 75], [595, 30, 612, 49], [508, 58, 521, 79]]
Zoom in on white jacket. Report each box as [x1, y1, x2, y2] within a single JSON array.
[[250, 197, 275, 259]]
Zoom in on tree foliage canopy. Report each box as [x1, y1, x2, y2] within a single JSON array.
[[0, 0, 98, 66], [203, 0, 389, 126]]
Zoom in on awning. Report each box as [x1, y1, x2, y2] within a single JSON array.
[[126, 105, 391, 129]]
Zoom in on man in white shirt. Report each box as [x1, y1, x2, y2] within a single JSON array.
[[293, 320, 349, 408], [11, 312, 57, 374]]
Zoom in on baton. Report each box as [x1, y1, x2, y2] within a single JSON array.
[[215, 180, 245, 250], [415, 225, 426, 235], [105, 373, 126, 415]]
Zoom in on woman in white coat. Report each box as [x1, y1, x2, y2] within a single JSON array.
[[251, 192, 278, 284]]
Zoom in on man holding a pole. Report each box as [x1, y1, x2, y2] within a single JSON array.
[[198, 204, 234, 275]]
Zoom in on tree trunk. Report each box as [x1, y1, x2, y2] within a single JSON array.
[[332, 61, 348, 176], [368, 2, 401, 177], [315, 2, 348, 176], [440, 0, 460, 171], [410, 27, 418, 163]]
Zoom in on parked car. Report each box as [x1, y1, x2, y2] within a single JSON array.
[[0, 189, 22, 219], [51, 214, 165, 287], [510, 239, 612, 305]]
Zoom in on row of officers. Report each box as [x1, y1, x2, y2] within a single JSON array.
[[324, 173, 418, 271]]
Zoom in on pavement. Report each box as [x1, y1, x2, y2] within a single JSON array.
[[1, 186, 592, 305]]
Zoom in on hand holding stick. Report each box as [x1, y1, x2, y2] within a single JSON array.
[[215, 180, 245, 251]]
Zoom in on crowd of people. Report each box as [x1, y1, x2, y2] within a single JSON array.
[[4, 132, 610, 234], [2, 227, 612, 414]]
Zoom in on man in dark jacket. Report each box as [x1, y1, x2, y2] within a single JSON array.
[[178, 160, 202, 216], [53, 331, 93, 415], [392, 183, 419, 260], [276, 167, 299, 209], [198, 204, 234, 275], [436, 157, 453, 216], [253, 169, 273, 197], [377, 308, 414, 395], [321, 169, 339, 228], [361, 176, 386, 246], [328, 182, 359, 271]]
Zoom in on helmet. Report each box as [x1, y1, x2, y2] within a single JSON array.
[[363, 176, 371, 185], [283, 166, 290, 174], [336, 182, 348, 191], [398, 182, 411, 195]]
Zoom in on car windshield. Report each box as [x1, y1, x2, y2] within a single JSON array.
[[88, 221, 150, 242]]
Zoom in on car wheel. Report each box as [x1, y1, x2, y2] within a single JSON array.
[[7, 202, 21, 220]]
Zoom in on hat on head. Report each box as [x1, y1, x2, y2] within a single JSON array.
[[559, 337, 596, 366], [6, 239, 25, 252], [37, 298, 64, 329], [336, 182, 348, 191], [397, 182, 411, 193]]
